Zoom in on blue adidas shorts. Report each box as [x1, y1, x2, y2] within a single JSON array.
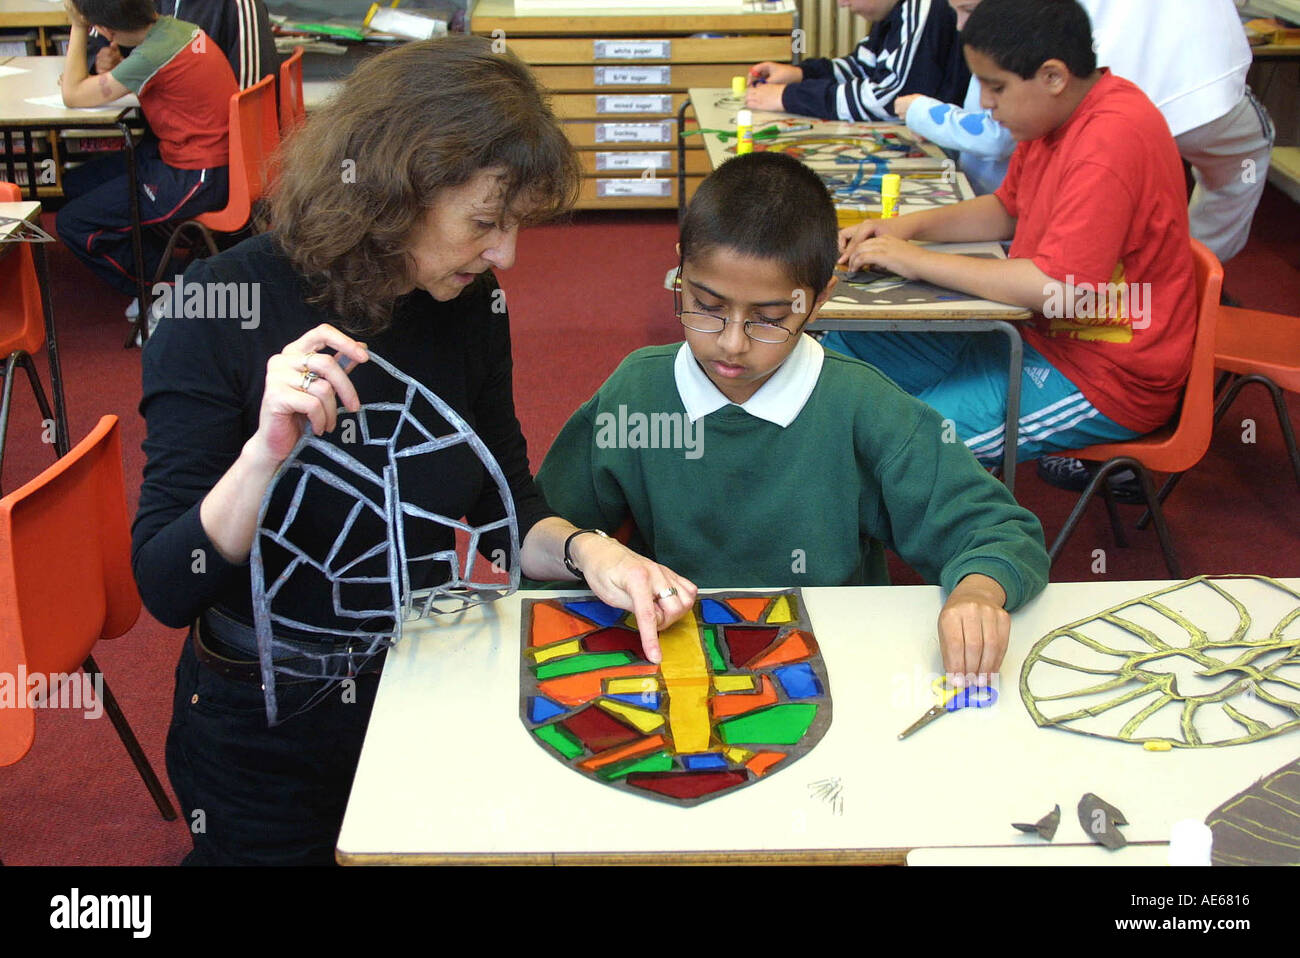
[[820, 329, 1140, 464]]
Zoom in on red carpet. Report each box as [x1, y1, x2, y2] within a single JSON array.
[[1, 189, 1297, 865]]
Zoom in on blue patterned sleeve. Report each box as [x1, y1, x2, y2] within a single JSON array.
[[904, 95, 1016, 161]]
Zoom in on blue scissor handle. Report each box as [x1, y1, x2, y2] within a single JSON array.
[[945, 685, 998, 711]]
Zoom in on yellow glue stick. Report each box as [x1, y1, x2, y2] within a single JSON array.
[[881, 173, 902, 218], [736, 109, 754, 155], [732, 75, 747, 98]]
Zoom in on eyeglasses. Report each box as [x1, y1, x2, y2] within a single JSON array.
[[673, 269, 800, 345], [677, 310, 795, 344]]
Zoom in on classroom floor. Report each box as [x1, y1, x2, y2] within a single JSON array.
[[1, 186, 1297, 865]]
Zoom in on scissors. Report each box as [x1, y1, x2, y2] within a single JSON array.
[[898, 676, 998, 740]]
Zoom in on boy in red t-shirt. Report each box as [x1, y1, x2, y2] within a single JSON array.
[[56, 0, 236, 302], [825, 0, 1197, 467]]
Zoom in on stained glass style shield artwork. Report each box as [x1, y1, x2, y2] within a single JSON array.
[[1020, 576, 1300, 748], [520, 590, 832, 806]]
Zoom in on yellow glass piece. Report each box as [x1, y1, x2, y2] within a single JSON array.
[[606, 676, 661, 695], [723, 746, 754, 764], [526, 638, 581, 664], [658, 609, 711, 753], [597, 698, 665, 733], [713, 674, 756, 692], [766, 595, 794, 624]]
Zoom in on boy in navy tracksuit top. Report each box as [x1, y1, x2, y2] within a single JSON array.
[[748, 0, 969, 122]]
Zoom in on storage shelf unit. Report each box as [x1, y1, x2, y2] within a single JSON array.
[[470, 0, 795, 209]]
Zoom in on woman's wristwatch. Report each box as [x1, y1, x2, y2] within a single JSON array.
[[563, 528, 610, 578]]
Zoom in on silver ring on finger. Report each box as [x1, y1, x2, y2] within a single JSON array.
[[655, 587, 677, 600], [300, 370, 320, 392]]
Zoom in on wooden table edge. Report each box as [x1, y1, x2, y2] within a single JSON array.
[[336, 846, 910, 865]]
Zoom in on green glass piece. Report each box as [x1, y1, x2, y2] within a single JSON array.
[[598, 750, 673, 781], [534, 723, 585, 760], [719, 704, 819, 745], [702, 625, 726, 672], [534, 651, 636, 679]]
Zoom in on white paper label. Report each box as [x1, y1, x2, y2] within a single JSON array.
[[594, 40, 671, 60], [597, 178, 672, 198], [594, 66, 671, 86], [596, 95, 674, 114], [595, 122, 672, 144], [596, 151, 671, 171]]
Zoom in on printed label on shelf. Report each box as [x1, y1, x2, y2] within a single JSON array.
[[594, 66, 671, 86], [596, 151, 672, 171], [597, 178, 672, 198], [594, 40, 671, 60], [597, 95, 674, 114], [595, 122, 673, 144]]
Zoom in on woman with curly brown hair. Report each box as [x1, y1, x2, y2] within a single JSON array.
[[131, 35, 696, 865]]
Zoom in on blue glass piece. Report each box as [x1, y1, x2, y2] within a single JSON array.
[[700, 599, 739, 624], [773, 663, 823, 699], [528, 695, 569, 723], [609, 692, 660, 709], [682, 753, 729, 770], [563, 600, 626, 627]]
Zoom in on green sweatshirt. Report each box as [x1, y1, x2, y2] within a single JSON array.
[[534, 344, 1048, 610]]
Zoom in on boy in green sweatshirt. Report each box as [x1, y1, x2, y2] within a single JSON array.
[[535, 152, 1049, 681]]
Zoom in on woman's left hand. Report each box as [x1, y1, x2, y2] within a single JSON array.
[[569, 534, 698, 664]]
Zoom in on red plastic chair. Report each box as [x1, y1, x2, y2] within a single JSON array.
[[0, 415, 175, 822], [0, 181, 57, 494], [279, 45, 306, 136], [135, 74, 280, 346], [1151, 306, 1300, 504], [1046, 240, 1223, 578]]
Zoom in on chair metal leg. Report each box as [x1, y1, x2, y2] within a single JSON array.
[[1098, 478, 1129, 549], [1049, 456, 1182, 578], [0, 350, 58, 497], [1130, 464, 1183, 579], [82, 654, 178, 821]]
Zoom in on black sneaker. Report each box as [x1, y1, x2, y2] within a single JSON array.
[[1037, 456, 1145, 504]]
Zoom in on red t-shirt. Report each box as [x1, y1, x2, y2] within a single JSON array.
[[995, 69, 1197, 433], [112, 17, 236, 170]]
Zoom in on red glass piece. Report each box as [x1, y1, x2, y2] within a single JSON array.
[[724, 627, 780, 668], [626, 771, 748, 800], [561, 706, 641, 753], [749, 630, 818, 669], [583, 626, 647, 658]]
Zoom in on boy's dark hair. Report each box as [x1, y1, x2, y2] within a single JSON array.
[[71, 0, 157, 31], [680, 151, 837, 295], [962, 0, 1096, 80]]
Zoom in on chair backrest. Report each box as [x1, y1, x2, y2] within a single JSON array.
[[1172, 240, 1223, 462], [0, 415, 140, 762], [0, 181, 46, 358], [198, 73, 280, 234], [279, 46, 306, 136]]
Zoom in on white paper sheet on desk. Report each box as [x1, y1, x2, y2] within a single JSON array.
[[24, 94, 134, 110], [0, 67, 30, 79]]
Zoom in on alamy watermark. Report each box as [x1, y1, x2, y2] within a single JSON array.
[[1043, 275, 1151, 330], [595, 405, 703, 460], [150, 276, 261, 329], [0, 666, 103, 719]]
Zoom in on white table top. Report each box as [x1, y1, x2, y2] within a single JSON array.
[[337, 579, 1300, 863], [0, 55, 137, 126]]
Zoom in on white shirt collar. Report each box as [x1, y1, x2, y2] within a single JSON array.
[[673, 333, 824, 428]]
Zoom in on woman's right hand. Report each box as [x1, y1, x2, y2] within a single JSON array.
[[749, 62, 803, 85], [248, 324, 371, 467]]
